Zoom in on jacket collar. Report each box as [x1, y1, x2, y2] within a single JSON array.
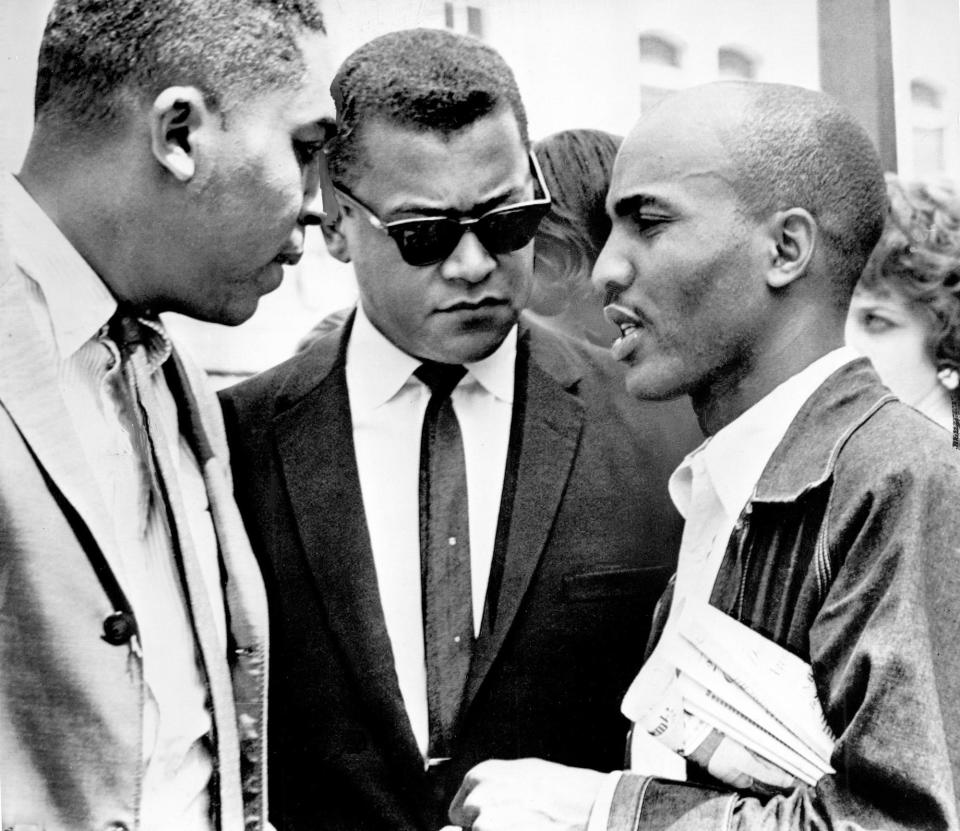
[[752, 358, 896, 503], [275, 310, 587, 412], [2, 172, 117, 359], [274, 310, 355, 410]]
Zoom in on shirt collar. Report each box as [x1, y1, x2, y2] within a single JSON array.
[[670, 347, 860, 522], [465, 326, 516, 404], [346, 301, 516, 412], [4, 173, 118, 360]]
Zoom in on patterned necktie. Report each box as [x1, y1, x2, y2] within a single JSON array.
[[108, 309, 245, 829], [415, 361, 473, 763], [102, 314, 170, 537]]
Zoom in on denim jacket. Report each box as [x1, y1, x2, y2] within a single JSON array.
[[612, 359, 960, 830]]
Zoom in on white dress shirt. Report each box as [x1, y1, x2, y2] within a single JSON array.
[[6, 173, 224, 831], [587, 347, 859, 831], [346, 302, 515, 759]]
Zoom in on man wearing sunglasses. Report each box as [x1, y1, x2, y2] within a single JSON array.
[[221, 28, 697, 831]]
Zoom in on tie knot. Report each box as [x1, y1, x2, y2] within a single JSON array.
[[107, 307, 172, 371], [415, 361, 467, 399], [108, 311, 144, 353]]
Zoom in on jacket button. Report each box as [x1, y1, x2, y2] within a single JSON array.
[[102, 611, 135, 645]]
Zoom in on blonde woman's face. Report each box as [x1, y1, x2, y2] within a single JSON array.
[[845, 285, 940, 407]]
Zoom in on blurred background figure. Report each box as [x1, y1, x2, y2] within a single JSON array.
[[846, 174, 960, 437], [529, 129, 622, 346]]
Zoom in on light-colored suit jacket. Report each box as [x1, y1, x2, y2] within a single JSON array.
[[0, 206, 270, 830]]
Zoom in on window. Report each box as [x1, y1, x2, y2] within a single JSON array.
[[466, 6, 483, 37], [718, 47, 755, 80], [638, 32, 683, 114], [639, 34, 681, 68], [444, 2, 484, 39], [911, 80, 942, 109], [911, 79, 946, 177]]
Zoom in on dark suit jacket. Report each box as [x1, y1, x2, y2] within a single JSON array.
[[220, 315, 702, 831]]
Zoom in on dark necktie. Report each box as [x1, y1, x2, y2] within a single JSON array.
[[108, 310, 245, 828], [415, 361, 473, 762]]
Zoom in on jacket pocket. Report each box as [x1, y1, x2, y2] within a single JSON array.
[[562, 565, 672, 602]]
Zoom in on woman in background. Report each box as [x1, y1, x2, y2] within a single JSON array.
[[846, 174, 960, 441], [529, 128, 622, 346]]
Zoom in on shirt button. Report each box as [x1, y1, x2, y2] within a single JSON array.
[[104, 823, 130, 831], [101, 611, 135, 646]]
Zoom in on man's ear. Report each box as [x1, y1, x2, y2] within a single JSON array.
[[149, 86, 209, 182], [765, 208, 816, 289], [321, 213, 351, 263]]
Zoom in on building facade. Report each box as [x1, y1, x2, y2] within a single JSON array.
[[2, 0, 958, 379]]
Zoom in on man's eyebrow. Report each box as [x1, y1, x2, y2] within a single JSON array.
[[390, 184, 526, 220], [612, 193, 668, 218]]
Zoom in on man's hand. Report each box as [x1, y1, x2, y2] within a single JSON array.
[[448, 758, 606, 831]]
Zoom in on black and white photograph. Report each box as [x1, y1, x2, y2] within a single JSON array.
[[1, 1, 959, 829]]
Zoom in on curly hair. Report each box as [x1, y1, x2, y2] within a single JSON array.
[[326, 28, 529, 187], [532, 129, 622, 308], [859, 174, 960, 369], [35, 0, 324, 130]]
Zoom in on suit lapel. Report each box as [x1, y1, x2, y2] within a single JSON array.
[[0, 275, 118, 584], [273, 335, 422, 766], [165, 348, 270, 649], [463, 323, 585, 712]]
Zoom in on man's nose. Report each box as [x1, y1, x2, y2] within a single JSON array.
[[440, 229, 496, 283], [591, 232, 634, 298]]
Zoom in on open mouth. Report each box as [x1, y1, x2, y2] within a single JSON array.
[[603, 302, 645, 362], [603, 303, 643, 339]]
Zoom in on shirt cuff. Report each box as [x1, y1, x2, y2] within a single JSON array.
[[586, 770, 624, 831]]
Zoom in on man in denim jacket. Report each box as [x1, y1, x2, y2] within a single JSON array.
[[450, 82, 960, 830]]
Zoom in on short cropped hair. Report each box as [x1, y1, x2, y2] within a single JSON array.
[[860, 174, 960, 369], [35, 0, 325, 130], [326, 28, 529, 187], [532, 129, 621, 307], [717, 82, 887, 296]]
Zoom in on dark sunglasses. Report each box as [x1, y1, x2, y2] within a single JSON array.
[[333, 152, 552, 267]]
